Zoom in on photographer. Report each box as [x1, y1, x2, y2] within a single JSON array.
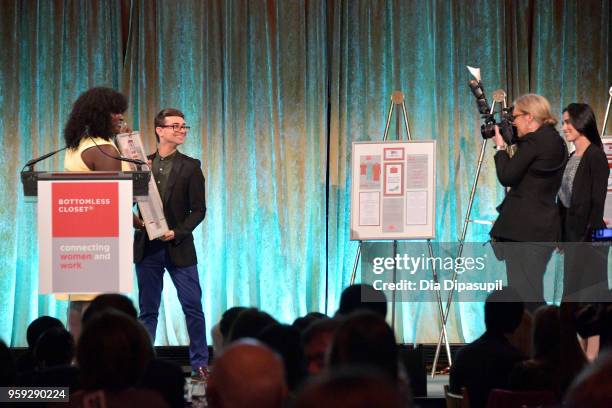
[[490, 94, 567, 311]]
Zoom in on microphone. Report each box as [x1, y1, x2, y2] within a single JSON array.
[[24, 147, 68, 170], [116, 156, 147, 166], [86, 126, 147, 167]]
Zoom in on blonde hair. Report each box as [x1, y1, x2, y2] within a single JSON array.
[[513, 94, 557, 126]]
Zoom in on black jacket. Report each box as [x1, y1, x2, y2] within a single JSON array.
[[559, 143, 609, 242], [134, 151, 206, 267], [449, 331, 525, 408], [490, 124, 567, 242]]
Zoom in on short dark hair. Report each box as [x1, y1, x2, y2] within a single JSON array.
[[293, 312, 328, 334], [63, 87, 128, 148], [82, 293, 138, 325], [33, 327, 75, 368], [227, 308, 277, 343], [26, 316, 64, 349], [154, 108, 185, 142], [484, 288, 524, 334], [219, 307, 247, 339], [563, 103, 602, 148], [337, 284, 387, 318]]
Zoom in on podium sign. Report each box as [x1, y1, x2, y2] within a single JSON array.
[[37, 179, 133, 294]]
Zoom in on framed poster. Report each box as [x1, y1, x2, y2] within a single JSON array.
[[350, 140, 436, 240]]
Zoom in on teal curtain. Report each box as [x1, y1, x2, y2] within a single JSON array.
[[1, 0, 610, 346]]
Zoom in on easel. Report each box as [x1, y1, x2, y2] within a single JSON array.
[[349, 91, 452, 367], [602, 86, 612, 135]]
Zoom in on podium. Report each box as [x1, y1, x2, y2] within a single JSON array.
[[21, 171, 150, 295]]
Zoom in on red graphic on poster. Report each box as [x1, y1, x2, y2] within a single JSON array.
[[373, 163, 381, 181], [52, 183, 119, 237]]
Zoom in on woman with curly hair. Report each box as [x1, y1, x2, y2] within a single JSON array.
[[61, 87, 130, 339], [63, 86, 129, 171]]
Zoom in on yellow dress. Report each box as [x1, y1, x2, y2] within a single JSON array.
[[58, 137, 128, 301], [64, 136, 129, 172]]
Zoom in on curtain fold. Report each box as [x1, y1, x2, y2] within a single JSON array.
[[0, 0, 609, 346]]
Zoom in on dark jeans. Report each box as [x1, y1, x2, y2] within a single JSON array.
[[136, 241, 209, 368]]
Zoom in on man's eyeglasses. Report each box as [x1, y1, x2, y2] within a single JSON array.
[[160, 124, 191, 132]]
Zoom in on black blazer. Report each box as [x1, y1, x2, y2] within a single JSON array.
[[134, 151, 206, 267], [490, 124, 567, 242], [559, 143, 609, 242]]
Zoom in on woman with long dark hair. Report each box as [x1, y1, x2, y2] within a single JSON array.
[[63, 86, 128, 171], [558, 103, 610, 359]]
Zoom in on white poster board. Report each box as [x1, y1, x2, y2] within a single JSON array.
[[603, 136, 612, 226], [350, 140, 436, 240], [38, 179, 133, 294]]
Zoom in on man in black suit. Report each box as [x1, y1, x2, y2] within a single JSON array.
[[134, 108, 208, 371]]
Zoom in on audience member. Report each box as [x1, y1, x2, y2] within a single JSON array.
[[336, 284, 387, 318], [295, 368, 404, 408], [207, 340, 287, 408], [81, 293, 138, 325], [17, 326, 79, 389], [82, 293, 185, 408], [0, 340, 16, 386], [257, 323, 307, 391], [449, 289, 525, 408], [212, 306, 247, 353], [302, 318, 339, 376], [16, 316, 63, 374], [227, 308, 277, 343], [292, 312, 327, 334], [508, 304, 586, 399], [66, 310, 168, 407], [33, 327, 75, 369], [328, 311, 398, 382], [564, 351, 612, 408], [78, 310, 153, 390]]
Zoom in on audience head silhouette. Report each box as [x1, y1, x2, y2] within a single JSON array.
[[227, 308, 277, 343], [484, 288, 524, 334], [82, 293, 138, 325], [257, 323, 307, 390], [337, 284, 387, 318], [33, 327, 74, 369], [295, 368, 402, 408], [26, 316, 64, 350], [77, 310, 153, 391], [207, 340, 287, 408], [329, 311, 398, 381]]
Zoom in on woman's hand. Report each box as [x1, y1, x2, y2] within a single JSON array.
[[493, 125, 506, 149]]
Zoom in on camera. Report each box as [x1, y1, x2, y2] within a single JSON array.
[[468, 79, 517, 145]]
